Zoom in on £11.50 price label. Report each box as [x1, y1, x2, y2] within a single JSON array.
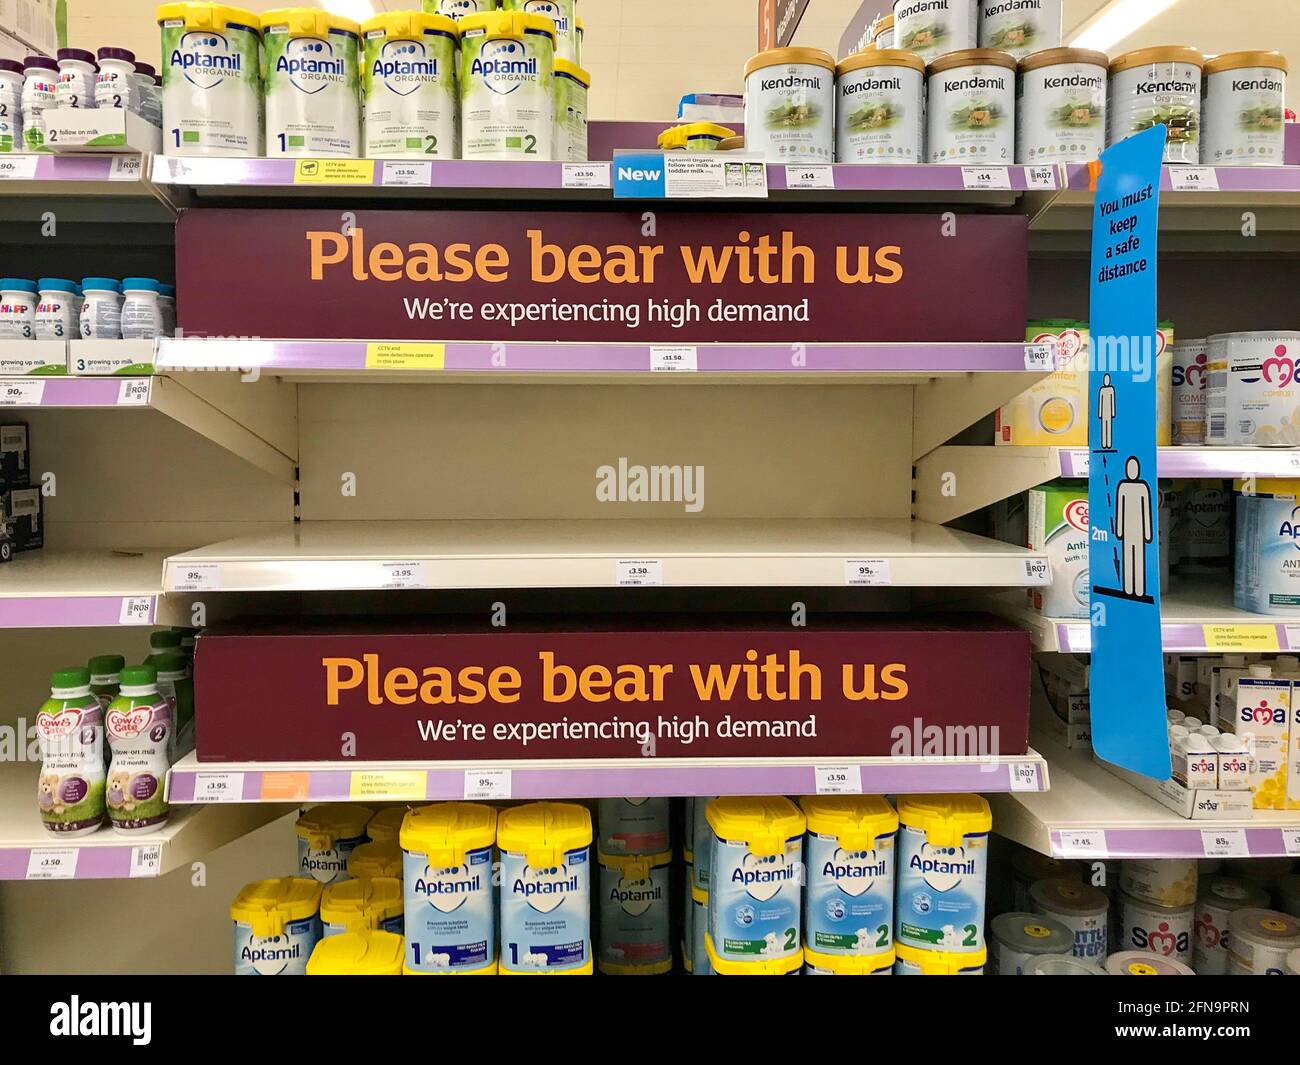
[[650, 346, 697, 372]]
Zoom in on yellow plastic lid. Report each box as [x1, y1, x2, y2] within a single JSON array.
[[657, 127, 687, 150], [897, 795, 991, 847], [706, 796, 805, 858], [404, 961, 498, 975], [361, 10, 458, 40], [690, 884, 707, 906], [596, 849, 673, 878], [295, 803, 374, 849], [599, 957, 674, 976], [800, 795, 898, 852], [497, 802, 592, 869], [459, 10, 556, 43], [1235, 479, 1300, 497], [230, 877, 322, 937], [554, 57, 590, 86], [320, 876, 403, 931], [156, 3, 260, 31], [400, 802, 496, 867], [804, 945, 895, 974], [306, 930, 403, 975], [364, 806, 408, 847], [704, 933, 803, 975], [347, 842, 404, 880], [261, 7, 359, 36], [895, 942, 988, 973]]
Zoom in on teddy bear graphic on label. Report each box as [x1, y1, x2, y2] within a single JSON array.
[[38, 773, 63, 815], [761, 931, 783, 956], [854, 928, 874, 950], [938, 924, 965, 948], [107, 770, 133, 812]]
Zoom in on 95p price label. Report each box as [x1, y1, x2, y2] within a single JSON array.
[[464, 769, 511, 801]]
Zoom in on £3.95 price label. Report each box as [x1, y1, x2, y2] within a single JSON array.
[[1168, 167, 1220, 192], [27, 848, 78, 880], [785, 165, 834, 190], [0, 379, 45, 406], [616, 559, 663, 586], [464, 769, 512, 801], [381, 561, 428, 589], [961, 166, 1011, 190], [1201, 828, 1249, 858], [814, 765, 862, 795], [191, 772, 244, 802]]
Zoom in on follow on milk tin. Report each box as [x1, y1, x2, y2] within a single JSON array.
[[1107, 47, 1204, 165], [295, 803, 373, 885], [1234, 480, 1300, 615], [894, 0, 978, 63], [895, 794, 990, 952], [978, 0, 1061, 61], [597, 849, 673, 975], [1015, 48, 1108, 164], [498, 801, 592, 974], [925, 49, 1016, 165], [1202, 51, 1288, 166], [400, 802, 497, 974], [459, 11, 556, 161], [231, 877, 322, 976], [989, 911, 1074, 974], [263, 8, 362, 158], [362, 11, 459, 160]]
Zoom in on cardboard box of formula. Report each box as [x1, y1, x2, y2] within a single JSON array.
[[1027, 482, 1089, 618], [1233, 671, 1291, 810]]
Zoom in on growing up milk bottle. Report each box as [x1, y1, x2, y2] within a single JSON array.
[[895, 794, 990, 953], [400, 802, 498, 974], [498, 801, 592, 974], [35, 667, 107, 837], [104, 665, 173, 833], [231, 877, 322, 975], [295, 803, 374, 884], [706, 796, 806, 975]]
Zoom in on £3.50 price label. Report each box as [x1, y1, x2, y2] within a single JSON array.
[[814, 765, 862, 795], [27, 848, 78, 880], [616, 560, 663, 586]]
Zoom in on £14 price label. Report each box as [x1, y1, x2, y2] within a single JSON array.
[[961, 166, 1011, 190]]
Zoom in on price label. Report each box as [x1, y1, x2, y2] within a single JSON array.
[[1024, 342, 1055, 370], [1025, 165, 1057, 190], [0, 155, 38, 180], [814, 765, 861, 795], [381, 561, 428, 589], [1284, 829, 1300, 857], [191, 771, 243, 803], [0, 379, 45, 406], [1169, 167, 1220, 192], [785, 165, 835, 190], [616, 559, 663, 587], [1068, 451, 1092, 476], [27, 848, 78, 879], [1201, 828, 1249, 858], [172, 563, 220, 591], [116, 378, 151, 405], [844, 559, 892, 586], [962, 166, 1011, 190], [130, 844, 162, 878], [650, 346, 697, 372], [381, 161, 431, 187], [1010, 762, 1040, 791], [562, 162, 611, 189], [117, 596, 153, 626], [1023, 558, 1051, 585], [109, 155, 143, 182], [1055, 830, 1107, 857], [464, 769, 512, 801]]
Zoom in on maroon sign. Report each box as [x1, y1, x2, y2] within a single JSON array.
[[759, 0, 812, 49], [175, 208, 1027, 343], [193, 617, 1029, 762]]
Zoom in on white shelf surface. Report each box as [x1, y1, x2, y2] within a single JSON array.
[[0, 550, 167, 628], [0, 764, 286, 880], [166, 749, 1048, 803], [160, 519, 1052, 592], [991, 736, 1300, 859]]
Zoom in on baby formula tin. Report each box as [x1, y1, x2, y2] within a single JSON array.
[[1030, 877, 1108, 959], [263, 8, 361, 158], [295, 803, 373, 885], [996, 319, 1090, 446], [400, 802, 496, 974], [1016, 48, 1108, 164], [1105, 950, 1195, 976], [1172, 339, 1208, 446], [1202, 51, 1287, 166], [692, 796, 714, 892], [1022, 953, 1105, 975], [1010, 850, 1081, 911], [597, 849, 673, 975], [35, 667, 107, 838], [1119, 891, 1194, 965], [321, 876, 404, 937], [498, 801, 592, 974], [872, 14, 895, 50], [893, 942, 986, 974], [682, 860, 693, 969], [231, 877, 322, 975], [1027, 481, 1089, 619], [744, 47, 836, 162], [1226, 908, 1300, 974], [894, 0, 977, 62], [835, 49, 925, 164], [459, 10, 555, 161], [433, 0, 497, 20], [1234, 480, 1300, 617], [157, 3, 262, 158], [691, 885, 712, 975], [804, 949, 894, 974], [1288, 947, 1300, 975], [364, 805, 407, 846], [707, 796, 805, 966], [800, 795, 897, 957], [362, 11, 459, 160], [598, 797, 671, 854], [347, 842, 404, 881], [979, 0, 1060, 60], [1206, 332, 1300, 447], [990, 911, 1074, 974], [925, 48, 1015, 164], [895, 794, 990, 952], [1107, 46, 1204, 165], [657, 121, 735, 152], [306, 929, 404, 975], [1194, 875, 1270, 975], [1120, 858, 1198, 908], [553, 58, 589, 161], [1279, 874, 1300, 918], [501, 0, 577, 64]]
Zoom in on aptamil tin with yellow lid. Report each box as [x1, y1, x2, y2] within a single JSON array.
[[597, 849, 673, 975], [498, 801, 592, 974], [690, 883, 712, 975], [401, 802, 496, 973], [704, 932, 802, 975], [894, 941, 986, 974], [231, 877, 322, 975], [295, 803, 373, 885], [657, 121, 736, 151], [895, 794, 990, 953], [347, 841, 404, 881], [804, 946, 893, 974], [306, 929, 404, 975], [706, 796, 805, 965], [364, 805, 408, 846], [321, 876, 404, 937]]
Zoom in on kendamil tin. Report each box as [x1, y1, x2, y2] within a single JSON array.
[[895, 794, 990, 952], [1016, 47, 1108, 164], [925, 48, 1016, 164], [263, 8, 362, 158], [459, 10, 556, 161], [1107, 46, 1204, 165], [743, 47, 836, 163], [835, 49, 925, 164], [978, 0, 1061, 61], [362, 11, 459, 160], [1202, 51, 1288, 166], [893, 0, 977, 63]]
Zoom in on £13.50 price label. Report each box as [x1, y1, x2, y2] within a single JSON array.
[[814, 765, 862, 794], [785, 165, 834, 190], [1168, 167, 1220, 192], [0, 379, 45, 406], [961, 166, 1011, 190], [616, 559, 663, 586], [464, 769, 511, 801], [381, 161, 431, 187], [27, 848, 78, 880], [844, 559, 891, 586], [191, 772, 243, 802], [562, 162, 611, 189]]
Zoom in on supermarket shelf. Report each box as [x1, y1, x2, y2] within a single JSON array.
[[987, 580, 1296, 654], [991, 736, 1300, 859], [0, 765, 287, 879], [0, 549, 170, 628], [160, 518, 1052, 592], [166, 749, 1049, 803], [915, 445, 1300, 524]]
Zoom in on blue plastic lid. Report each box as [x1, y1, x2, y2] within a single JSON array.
[[158, 284, 176, 298], [37, 277, 81, 295], [0, 278, 37, 293], [81, 277, 121, 293], [121, 277, 160, 293]]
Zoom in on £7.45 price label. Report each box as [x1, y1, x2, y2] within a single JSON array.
[[1055, 830, 1107, 857]]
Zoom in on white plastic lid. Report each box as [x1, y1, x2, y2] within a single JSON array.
[[1198, 725, 1220, 738], [1186, 734, 1211, 753], [1168, 725, 1190, 740], [1180, 717, 1204, 729], [1248, 664, 1272, 678], [1166, 708, 1185, 723], [1212, 733, 1246, 753]]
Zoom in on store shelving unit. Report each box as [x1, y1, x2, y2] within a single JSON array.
[[0, 549, 168, 628]]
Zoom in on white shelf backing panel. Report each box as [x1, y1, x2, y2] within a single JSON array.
[[166, 750, 1048, 803], [0, 550, 170, 628], [161, 519, 1052, 592]]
